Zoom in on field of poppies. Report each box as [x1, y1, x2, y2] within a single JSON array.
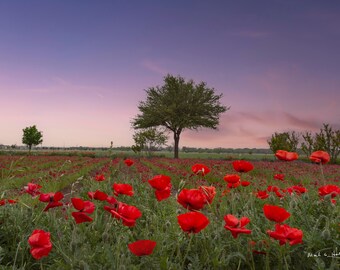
[[0, 151, 339, 269]]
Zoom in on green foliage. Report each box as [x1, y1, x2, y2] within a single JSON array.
[[301, 124, 340, 163], [132, 74, 228, 158], [22, 125, 43, 153], [132, 128, 168, 156], [267, 131, 299, 153]]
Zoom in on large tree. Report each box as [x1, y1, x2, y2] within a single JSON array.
[[132, 75, 228, 158], [22, 125, 43, 153]]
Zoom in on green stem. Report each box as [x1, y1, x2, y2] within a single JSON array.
[[12, 241, 21, 269], [181, 234, 194, 269], [320, 163, 325, 185]]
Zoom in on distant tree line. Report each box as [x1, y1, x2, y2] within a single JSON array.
[[268, 123, 339, 163]]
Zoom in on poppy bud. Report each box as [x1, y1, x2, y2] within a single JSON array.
[[321, 228, 331, 240]]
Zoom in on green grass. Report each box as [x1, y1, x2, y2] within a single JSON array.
[[0, 156, 339, 269]]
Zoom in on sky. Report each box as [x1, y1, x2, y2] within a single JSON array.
[[0, 0, 339, 149]]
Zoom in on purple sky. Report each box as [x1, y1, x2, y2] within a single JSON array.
[[1, 1, 339, 148]]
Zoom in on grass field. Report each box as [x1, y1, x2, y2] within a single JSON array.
[[0, 154, 339, 269]]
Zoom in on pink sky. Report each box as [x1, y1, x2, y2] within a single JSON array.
[[0, 1, 339, 148]]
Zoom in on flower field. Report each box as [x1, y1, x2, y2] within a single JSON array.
[[0, 154, 339, 269]]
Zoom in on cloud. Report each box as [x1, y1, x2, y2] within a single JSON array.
[[283, 113, 320, 131], [141, 60, 168, 76]]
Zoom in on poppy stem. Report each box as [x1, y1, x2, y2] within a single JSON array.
[[319, 163, 325, 185], [181, 234, 194, 269]]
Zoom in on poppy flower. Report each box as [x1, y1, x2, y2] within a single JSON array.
[[177, 211, 210, 233], [24, 183, 42, 197], [148, 175, 172, 201], [39, 192, 64, 211], [224, 214, 252, 238], [286, 185, 307, 195], [28, 229, 52, 260], [95, 174, 105, 181], [71, 197, 95, 224], [124, 159, 134, 167], [0, 199, 17, 206], [191, 164, 210, 176], [113, 183, 134, 196], [227, 182, 241, 189], [106, 196, 118, 205], [275, 150, 298, 161], [274, 174, 285, 181], [241, 181, 251, 187], [318, 185, 340, 198], [128, 240, 156, 256], [256, 190, 269, 200], [310, 151, 330, 164], [223, 174, 241, 184], [88, 190, 108, 201], [106, 202, 142, 227], [232, 160, 254, 173], [198, 186, 216, 204], [263, 204, 290, 223], [267, 224, 303, 246], [177, 188, 206, 210]]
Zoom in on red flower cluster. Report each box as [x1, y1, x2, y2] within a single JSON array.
[[177, 211, 210, 233], [318, 185, 340, 198], [148, 175, 172, 201], [191, 163, 211, 176], [224, 214, 252, 238], [275, 150, 298, 161], [28, 229, 53, 260]]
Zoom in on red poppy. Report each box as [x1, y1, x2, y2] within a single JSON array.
[[0, 199, 17, 206], [192, 164, 211, 176], [177, 188, 206, 210], [106, 196, 118, 205], [232, 160, 254, 173], [198, 186, 216, 204], [318, 185, 340, 198], [88, 190, 108, 201], [128, 240, 156, 256], [267, 224, 303, 246], [223, 174, 241, 184], [177, 211, 210, 233], [124, 159, 134, 167], [241, 181, 251, 187], [0, 199, 5, 206], [39, 192, 64, 211], [224, 214, 252, 238], [263, 204, 290, 223], [71, 197, 95, 224], [275, 150, 298, 161], [227, 182, 241, 189], [24, 183, 42, 197], [95, 174, 105, 181], [148, 175, 171, 190], [310, 151, 330, 164], [274, 174, 285, 181], [113, 183, 134, 196], [256, 190, 269, 199], [286, 185, 307, 195], [106, 202, 142, 227], [28, 229, 52, 260]]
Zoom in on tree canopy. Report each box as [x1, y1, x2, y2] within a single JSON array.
[[22, 125, 43, 153], [132, 75, 228, 158]]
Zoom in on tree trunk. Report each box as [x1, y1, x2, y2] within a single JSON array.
[[174, 131, 180, 159]]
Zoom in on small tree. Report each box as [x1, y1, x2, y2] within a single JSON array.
[[132, 128, 168, 156], [301, 131, 315, 158], [132, 74, 228, 158], [22, 125, 43, 153], [267, 131, 299, 153]]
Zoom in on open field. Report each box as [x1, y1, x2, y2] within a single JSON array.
[[0, 155, 339, 269]]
